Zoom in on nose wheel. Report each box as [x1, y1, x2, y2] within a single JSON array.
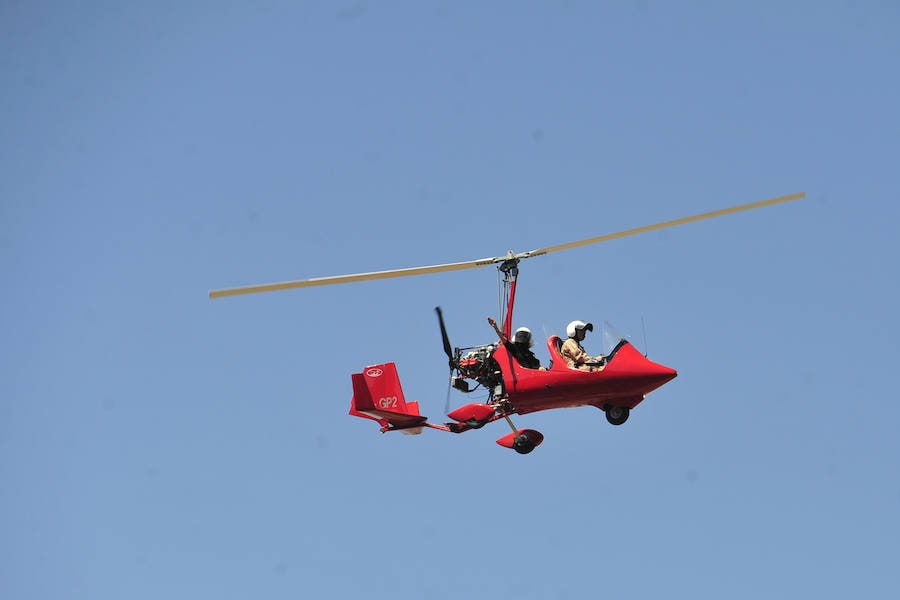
[[605, 405, 630, 426]]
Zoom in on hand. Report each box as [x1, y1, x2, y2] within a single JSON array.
[[487, 317, 496, 326]]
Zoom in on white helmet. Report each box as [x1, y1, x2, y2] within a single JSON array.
[[513, 327, 534, 347], [566, 320, 593, 338]]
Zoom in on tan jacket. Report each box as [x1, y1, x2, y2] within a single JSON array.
[[560, 338, 592, 369]]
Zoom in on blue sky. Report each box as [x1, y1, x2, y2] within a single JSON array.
[[3, 2, 899, 598]]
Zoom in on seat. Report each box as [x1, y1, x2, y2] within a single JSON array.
[[547, 335, 566, 370]]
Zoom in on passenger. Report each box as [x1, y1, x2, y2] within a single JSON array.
[[487, 316, 546, 370], [560, 320, 607, 372]]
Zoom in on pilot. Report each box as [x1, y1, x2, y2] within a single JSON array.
[[487, 317, 546, 370], [561, 320, 607, 372]]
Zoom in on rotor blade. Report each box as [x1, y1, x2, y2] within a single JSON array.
[[209, 255, 501, 299], [210, 192, 804, 298], [435, 306, 454, 367], [518, 192, 805, 259]]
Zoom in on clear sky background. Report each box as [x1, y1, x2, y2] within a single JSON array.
[[3, 2, 899, 598]]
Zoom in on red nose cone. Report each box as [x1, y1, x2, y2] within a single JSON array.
[[638, 361, 677, 392], [606, 342, 677, 395], [652, 363, 678, 380], [654, 365, 678, 383]]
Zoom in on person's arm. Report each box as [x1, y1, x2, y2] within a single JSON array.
[[487, 316, 509, 343]]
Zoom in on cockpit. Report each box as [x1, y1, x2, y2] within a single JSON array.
[[451, 322, 637, 394], [546, 321, 632, 371]]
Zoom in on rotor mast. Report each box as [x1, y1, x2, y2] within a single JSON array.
[[498, 257, 520, 339]]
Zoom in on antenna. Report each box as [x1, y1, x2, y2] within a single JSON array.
[[641, 316, 649, 357]]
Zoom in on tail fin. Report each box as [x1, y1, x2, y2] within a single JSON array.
[[350, 362, 427, 433]]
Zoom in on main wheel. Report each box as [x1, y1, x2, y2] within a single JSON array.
[[513, 435, 536, 454], [605, 405, 630, 426]]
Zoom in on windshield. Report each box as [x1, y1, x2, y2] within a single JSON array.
[[600, 321, 632, 355]]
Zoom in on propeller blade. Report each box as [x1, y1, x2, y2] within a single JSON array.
[[209, 256, 501, 298], [434, 306, 454, 367], [517, 192, 805, 260], [436, 306, 455, 415]]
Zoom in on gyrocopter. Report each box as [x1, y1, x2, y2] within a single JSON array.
[[210, 193, 804, 454]]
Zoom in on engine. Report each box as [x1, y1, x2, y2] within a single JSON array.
[[452, 343, 502, 393]]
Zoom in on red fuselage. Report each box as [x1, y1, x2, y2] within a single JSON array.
[[493, 336, 677, 415]]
